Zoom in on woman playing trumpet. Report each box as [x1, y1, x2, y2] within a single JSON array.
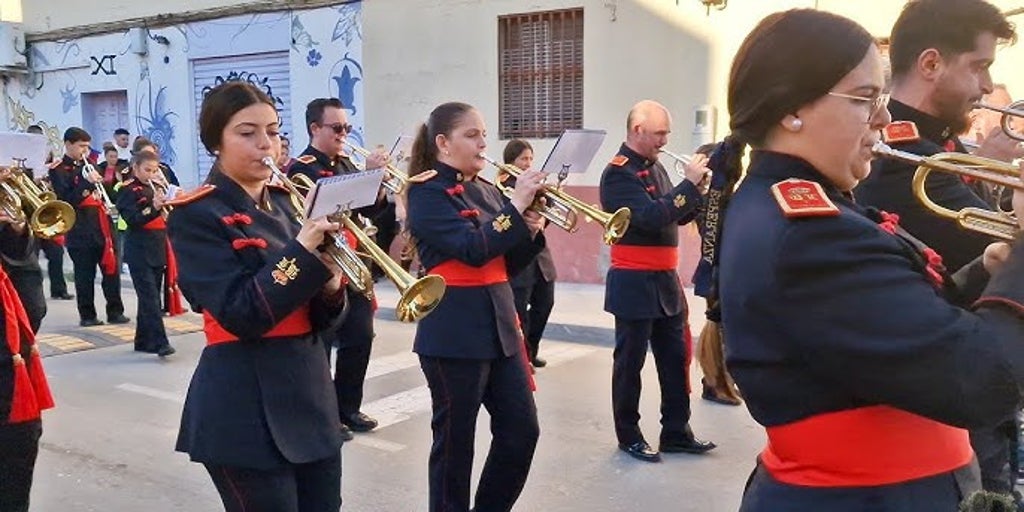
[[168, 81, 349, 512], [406, 102, 547, 512]]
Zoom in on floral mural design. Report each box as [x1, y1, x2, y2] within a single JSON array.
[[136, 69, 179, 165], [201, 71, 285, 111], [306, 49, 322, 67], [5, 95, 62, 156], [332, 3, 362, 45], [329, 53, 362, 116], [291, 16, 319, 53]]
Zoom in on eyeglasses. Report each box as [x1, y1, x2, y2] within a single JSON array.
[[322, 123, 353, 135], [827, 91, 890, 122]]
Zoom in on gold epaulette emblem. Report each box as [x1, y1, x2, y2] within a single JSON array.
[[166, 184, 216, 207], [610, 155, 629, 167], [770, 179, 840, 218], [673, 194, 686, 208], [296, 155, 317, 165], [272, 257, 300, 285], [882, 121, 921, 144], [492, 214, 512, 232]]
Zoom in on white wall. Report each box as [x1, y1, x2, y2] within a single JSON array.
[[25, 0, 245, 33]]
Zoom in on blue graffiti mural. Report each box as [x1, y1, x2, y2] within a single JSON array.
[[291, 16, 320, 53], [307, 49, 322, 67], [136, 66, 179, 165], [332, 4, 362, 45], [329, 53, 362, 116], [59, 83, 78, 113], [200, 71, 285, 111]]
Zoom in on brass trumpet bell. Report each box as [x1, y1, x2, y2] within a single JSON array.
[[0, 164, 76, 239]]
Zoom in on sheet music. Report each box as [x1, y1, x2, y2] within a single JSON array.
[[389, 135, 415, 166], [540, 129, 608, 177], [304, 169, 385, 219], [0, 132, 49, 171]]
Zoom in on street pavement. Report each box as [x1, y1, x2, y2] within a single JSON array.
[[27, 271, 765, 511]]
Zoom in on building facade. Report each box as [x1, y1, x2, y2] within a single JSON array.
[[12, 0, 1024, 283]]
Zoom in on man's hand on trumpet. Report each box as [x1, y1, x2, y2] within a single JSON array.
[[680, 152, 712, 192], [974, 125, 1024, 163], [364, 147, 390, 171], [986, 161, 1024, 274]]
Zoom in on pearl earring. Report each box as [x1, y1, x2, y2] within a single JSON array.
[[444, 150, 450, 156], [790, 119, 803, 130]]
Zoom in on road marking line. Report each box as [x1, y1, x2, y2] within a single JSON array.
[[365, 351, 420, 379], [351, 436, 407, 453], [116, 383, 186, 404]]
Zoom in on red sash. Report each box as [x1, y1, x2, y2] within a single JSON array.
[[202, 305, 312, 345], [79, 195, 117, 275], [141, 217, 184, 316], [0, 266, 54, 423], [430, 257, 508, 286], [762, 405, 972, 487], [610, 245, 678, 271]]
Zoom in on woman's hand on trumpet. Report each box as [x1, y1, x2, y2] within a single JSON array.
[[296, 216, 342, 254], [509, 169, 548, 213]]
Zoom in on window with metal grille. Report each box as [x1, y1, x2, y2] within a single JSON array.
[[498, 8, 584, 139]]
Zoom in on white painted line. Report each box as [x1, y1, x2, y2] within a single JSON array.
[[116, 383, 186, 404], [362, 385, 433, 430], [351, 436, 407, 453], [365, 351, 420, 379]]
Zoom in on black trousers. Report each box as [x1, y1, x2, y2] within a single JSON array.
[[127, 261, 169, 351], [511, 278, 555, 360], [67, 245, 124, 321], [612, 313, 692, 445], [970, 419, 1017, 494], [0, 420, 42, 512], [325, 294, 374, 419], [419, 354, 539, 512], [204, 454, 342, 512], [39, 239, 67, 297]]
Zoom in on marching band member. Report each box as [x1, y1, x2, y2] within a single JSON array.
[[712, 9, 1024, 510], [48, 127, 128, 327], [168, 81, 348, 512], [115, 152, 176, 357], [28, 125, 73, 302], [0, 171, 54, 511], [598, 100, 715, 463], [855, 1, 1020, 492], [502, 139, 557, 369], [288, 97, 389, 440], [406, 101, 546, 512]]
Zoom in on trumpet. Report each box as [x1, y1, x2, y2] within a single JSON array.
[[0, 160, 76, 239], [872, 141, 1020, 240], [81, 161, 118, 219], [148, 175, 175, 220], [479, 153, 631, 245], [342, 141, 408, 194], [261, 157, 445, 322], [972, 100, 1024, 142]]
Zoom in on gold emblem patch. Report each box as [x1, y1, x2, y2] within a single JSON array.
[[492, 214, 512, 233], [272, 257, 300, 286], [673, 194, 686, 208]]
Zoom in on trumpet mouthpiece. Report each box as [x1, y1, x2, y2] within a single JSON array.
[[261, 156, 275, 167]]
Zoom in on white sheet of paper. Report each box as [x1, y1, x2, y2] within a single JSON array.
[[304, 169, 385, 219], [0, 132, 49, 171], [540, 129, 608, 175], [389, 135, 415, 165]]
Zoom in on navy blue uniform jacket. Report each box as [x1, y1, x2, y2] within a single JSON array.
[[116, 179, 166, 268], [168, 170, 345, 469], [599, 144, 704, 319], [720, 151, 1024, 509], [856, 100, 993, 270], [407, 162, 544, 359], [49, 155, 112, 249]]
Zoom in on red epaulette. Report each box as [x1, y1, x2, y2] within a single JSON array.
[[47, 160, 62, 170], [770, 179, 840, 219], [610, 155, 629, 167], [166, 184, 216, 207], [295, 155, 316, 165], [882, 121, 921, 144]]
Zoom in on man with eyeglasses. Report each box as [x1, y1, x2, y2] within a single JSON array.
[[855, 0, 1021, 500], [289, 97, 389, 443]]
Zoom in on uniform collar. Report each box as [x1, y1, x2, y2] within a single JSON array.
[[617, 143, 656, 168], [747, 150, 844, 198], [207, 165, 270, 212], [433, 161, 474, 183], [62, 154, 81, 166], [888, 99, 957, 145], [303, 145, 337, 167]]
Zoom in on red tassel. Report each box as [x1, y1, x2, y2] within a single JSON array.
[[27, 348, 53, 411], [8, 355, 39, 423], [165, 239, 185, 316]]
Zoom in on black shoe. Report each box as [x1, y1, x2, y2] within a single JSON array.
[[343, 412, 379, 432], [157, 345, 176, 357], [134, 345, 157, 353], [339, 423, 354, 442], [531, 357, 547, 368], [618, 441, 661, 463], [701, 379, 742, 406], [660, 434, 717, 454], [80, 318, 104, 327], [52, 293, 74, 300], [108, 315, 131, 324]]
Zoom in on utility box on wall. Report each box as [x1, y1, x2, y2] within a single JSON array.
[[0, 21, 26, 72], [691, 104, 717, 151]]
